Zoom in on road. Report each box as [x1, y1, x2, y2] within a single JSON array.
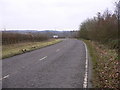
[[2, 39, 91, 88]]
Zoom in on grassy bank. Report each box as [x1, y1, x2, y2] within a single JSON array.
[[2, 39, 62, 59], [83, 40, 119, 89]]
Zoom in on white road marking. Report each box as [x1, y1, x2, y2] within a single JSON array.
[[82, 41, 88, 88], [0, 75, 9, 80], [56, 49, 60, 52], [39, 56, 47, 61]]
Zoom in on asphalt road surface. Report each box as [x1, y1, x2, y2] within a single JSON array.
[[2, 39, 91, 88]]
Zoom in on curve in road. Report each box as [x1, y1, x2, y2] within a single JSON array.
[[2, 39, 90, 88]]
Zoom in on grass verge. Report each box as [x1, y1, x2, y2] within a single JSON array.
[[83, 40, 119, 89], [2, 39, 62, 59]]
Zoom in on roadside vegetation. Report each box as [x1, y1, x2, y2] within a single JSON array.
[[2, 32, 62, 59], [79, 10, 118, 49], [79, 1, 119, 89], [2, 39, 61, 59], [84, 40, 118, 88], [2, 32, 49, 45]]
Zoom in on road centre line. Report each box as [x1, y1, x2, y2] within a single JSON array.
[[0, 75, 9, 80], [39, 56, 47, 61], [56, 49, 60, 52]]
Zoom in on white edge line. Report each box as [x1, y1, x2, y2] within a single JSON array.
[[39, 56, 47, 61], [82, 41, 88, 88], [0, 75, 9, 80]]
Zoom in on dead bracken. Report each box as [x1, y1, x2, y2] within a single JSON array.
[[91, 41, 119, 89]]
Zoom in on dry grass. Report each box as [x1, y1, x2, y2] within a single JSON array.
[[2, 39, 62, 59]]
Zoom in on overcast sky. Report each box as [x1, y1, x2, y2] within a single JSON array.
[[0, 0, 116, 31]]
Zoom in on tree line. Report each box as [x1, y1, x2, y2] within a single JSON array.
[[79, 1, 119, 49], [2, 32, 48, 45]]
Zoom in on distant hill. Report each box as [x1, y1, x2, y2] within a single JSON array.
[[2, 30, 78, 38]]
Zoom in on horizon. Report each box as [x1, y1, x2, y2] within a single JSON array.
[[1, 29, 79, 31]]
